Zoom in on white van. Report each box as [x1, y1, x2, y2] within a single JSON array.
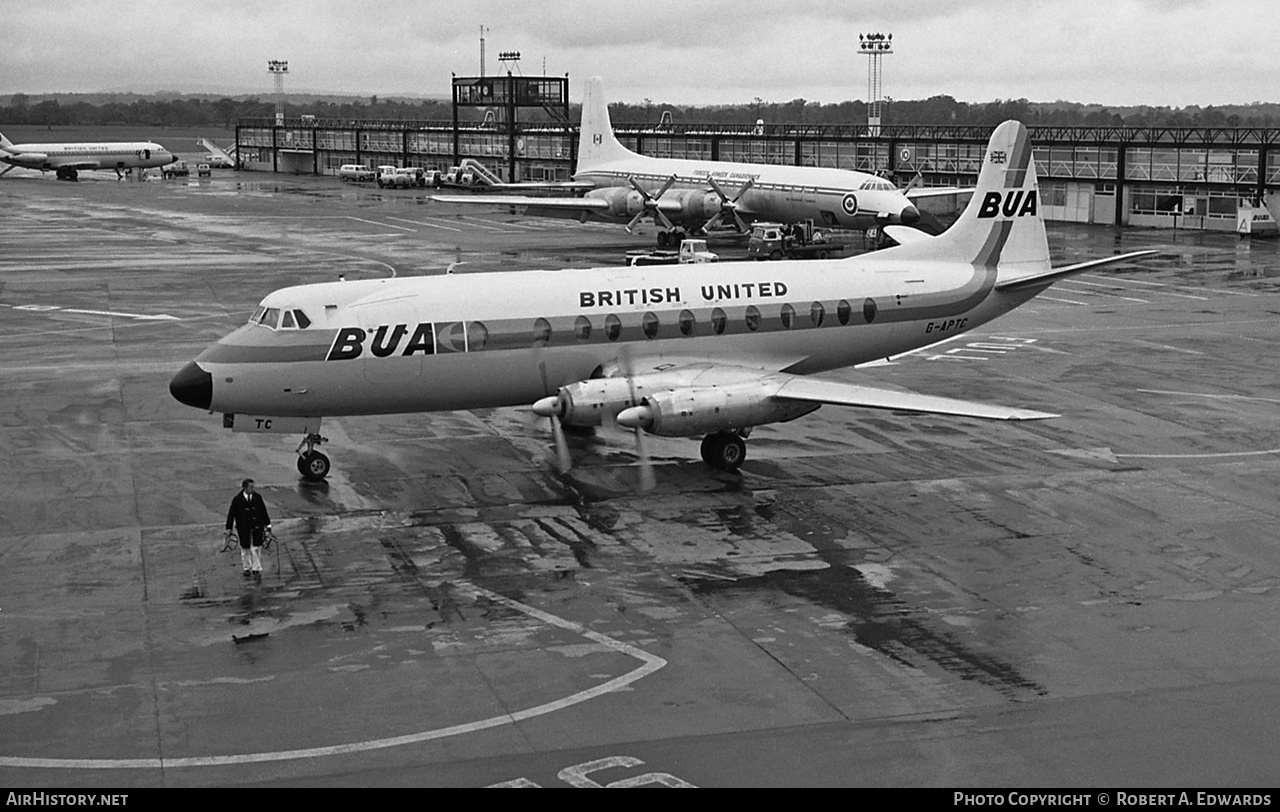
[[338, 164, 375, 182]]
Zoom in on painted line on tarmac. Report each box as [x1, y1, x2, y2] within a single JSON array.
[[386, 215, 462, 232], [1080, 273, 1258, 297], [1116, 448, 1280, 460], [1137, 388, 1280, 404], [1068, 277, 1205, 300], [0, 582, 667, 770], [345, 216, 415, 232], [1037, 294, 1089, 305]]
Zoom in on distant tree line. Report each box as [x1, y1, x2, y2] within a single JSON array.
[[4, 91, 1280, 129], [608, 95, 1280, 129]]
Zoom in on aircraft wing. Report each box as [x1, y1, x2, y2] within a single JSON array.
[[995, 250, 1161, 292], [485, 180, 597, 192], [54, 160, 103, 171], [595, 358, 1058, 420], [906, 186, 975, 201], [770, 374, 1057, 420], [432, 193, 611, 211]]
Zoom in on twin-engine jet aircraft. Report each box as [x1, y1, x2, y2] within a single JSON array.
[[0, 132, 177, 180], [432, 77, 958, 246], [170, 120, 1156, 482]]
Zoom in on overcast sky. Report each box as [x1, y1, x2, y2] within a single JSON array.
[[0, 0, 1270, 108]]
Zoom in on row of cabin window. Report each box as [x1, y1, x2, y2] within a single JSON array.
[[504, 298, 880, 350]]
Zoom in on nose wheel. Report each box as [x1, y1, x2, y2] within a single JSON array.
[[295, 432, 330, 481], [700, 432, 747, 471]]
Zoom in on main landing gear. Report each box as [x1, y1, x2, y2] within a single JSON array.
[[296, 432, 330, 481], [55, 168, 79, 181], [655, 229, 687, 247], [700, 431, 747, 472]]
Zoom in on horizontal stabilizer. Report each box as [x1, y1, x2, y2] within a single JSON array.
[[995, 250, 1160, 291], [773, 375, 1058, 420], [880, 225, 935, 246]]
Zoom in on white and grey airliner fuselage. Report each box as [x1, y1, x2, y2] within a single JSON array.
[[0, 132, 177, 180], [572, 153, 913, 235], [432, 77, 945, 245], [187, 259, 1008, 419], [172, 120, 1157, 479]]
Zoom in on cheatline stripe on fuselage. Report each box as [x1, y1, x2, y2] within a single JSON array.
[[196, 270, 999, 366]]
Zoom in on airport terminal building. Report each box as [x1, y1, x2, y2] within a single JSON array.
[[235, 74, 1280, 234]]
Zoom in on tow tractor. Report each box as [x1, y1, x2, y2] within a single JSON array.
[[746, 220, 853, 260], [625, 239, 719, 266]]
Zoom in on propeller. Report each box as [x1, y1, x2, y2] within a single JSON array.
[[625, 175, 678, 234], [616, 349, 655, 492], [532, 360, 573, 474], [701, 176, 754, 233]]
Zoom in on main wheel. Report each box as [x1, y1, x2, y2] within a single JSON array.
[[701, 433, 747, 471], [297, 450, 330, 480]]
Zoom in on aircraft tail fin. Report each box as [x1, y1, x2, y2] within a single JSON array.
[[0, 132, 16, 154], [577, 77, 636, 172], [881, 120, 1050, 279]]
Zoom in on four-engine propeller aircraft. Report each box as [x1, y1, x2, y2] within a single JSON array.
[[432, 77, 958, 246], [170, 120, 1156, 483], [0, 132, 178, 180]]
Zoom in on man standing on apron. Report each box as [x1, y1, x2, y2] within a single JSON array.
[[225, 478, 272, 578]]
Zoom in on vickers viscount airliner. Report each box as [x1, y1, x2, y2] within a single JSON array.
[[0, 132, 178, 180], [431, 77, 962, 246], [170, 120, 1156, 483]]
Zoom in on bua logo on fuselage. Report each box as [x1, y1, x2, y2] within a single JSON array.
[[976, 189, 1038, 219]]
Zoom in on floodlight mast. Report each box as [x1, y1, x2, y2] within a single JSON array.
[[267, 59, 288, 125], [858, 33, 892, 136], [498, 50, 521, 76]]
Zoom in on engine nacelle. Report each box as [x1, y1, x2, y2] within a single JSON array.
[[589, 187, 636, 219], [11, 151, 49, 166], [541, 376, 671, 427], [618, 383, 820, 437], [665, 189, 722, 221]]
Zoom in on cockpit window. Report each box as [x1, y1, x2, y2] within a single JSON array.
[[261, 307, 281, 329], [281, 310, 296, 329], [860, 179, 895, 191], [249, 306, 266, 325], [293, 309, 311, 329]]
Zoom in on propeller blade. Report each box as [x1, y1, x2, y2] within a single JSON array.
[[732, 177, 754, 202], [615, 348, 654, 491], [625, 211, 645, 233], [654, 174, 677, 199], [731, 211, 749, 232], [701, 212, 723, 233], [654, 209, 676, 231], [706, 175, 729, 200], [551, 415, 572, 474], [634, 426, 655, 492]]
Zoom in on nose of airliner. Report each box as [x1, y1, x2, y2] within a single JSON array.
[[170, 361, 212, 410], [899, 204, 921, 226]]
